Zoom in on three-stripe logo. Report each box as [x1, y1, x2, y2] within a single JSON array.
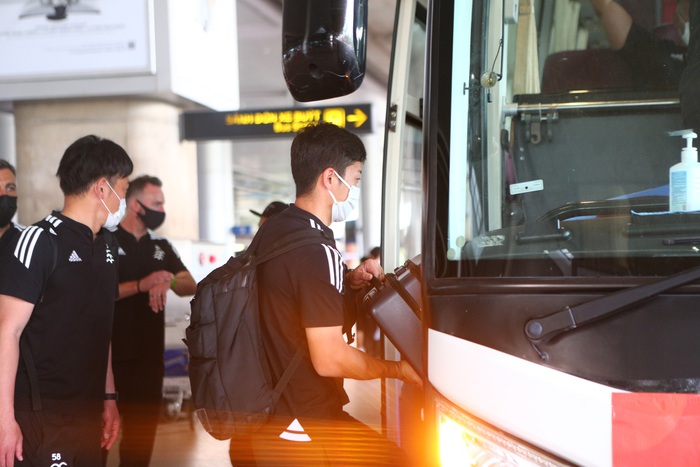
[[13, 215, 62, 269]]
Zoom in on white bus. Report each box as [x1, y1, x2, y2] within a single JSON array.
[[283, 1, 700, 465]]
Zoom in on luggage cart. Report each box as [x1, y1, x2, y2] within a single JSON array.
[[162, 347, 193, 424]]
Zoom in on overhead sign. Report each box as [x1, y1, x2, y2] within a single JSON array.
[[181, 104, 372, 140]]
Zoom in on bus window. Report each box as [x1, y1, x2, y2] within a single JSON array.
[[397, 124, 422, 264], [396, 19, 425, 265], [383, 1, 426, 269], [435, 0, 692, 280]]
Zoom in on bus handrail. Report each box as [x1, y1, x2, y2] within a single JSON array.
[[503, 97, 680, 117]]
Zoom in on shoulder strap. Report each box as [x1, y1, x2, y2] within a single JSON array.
[[246, 215, 335, 261], [270, 348, 304, 406], [251, 226, 334, 403], [256, 228, 333, 265]]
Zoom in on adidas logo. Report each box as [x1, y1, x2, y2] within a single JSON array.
[[68, 250, 82, 262], [279, 418, 311, 442]]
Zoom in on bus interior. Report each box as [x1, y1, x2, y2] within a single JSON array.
[[440, 0, 690, 281]]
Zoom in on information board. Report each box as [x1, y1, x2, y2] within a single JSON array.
[[181, 104, 372, 140]]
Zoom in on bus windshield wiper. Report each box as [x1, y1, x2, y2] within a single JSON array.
[[524, 265, 700, 358]]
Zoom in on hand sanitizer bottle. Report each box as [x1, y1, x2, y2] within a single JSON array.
[[669, 130, 700, 212]]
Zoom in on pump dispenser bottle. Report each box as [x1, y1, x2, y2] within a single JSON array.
[[669, 130, 700, 212]]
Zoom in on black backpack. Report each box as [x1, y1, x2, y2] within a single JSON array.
[[185, 225, 333, 440]]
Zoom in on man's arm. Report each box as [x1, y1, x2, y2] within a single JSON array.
[[0, 295, 34, 467], [140, 270, 196, 313], [306, 325, 422, 386], [590, 0, 633, 50], [116, 270, 173, 302], [170, 270, 196, 297]]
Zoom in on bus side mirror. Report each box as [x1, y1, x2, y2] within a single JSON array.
[[283, 0, 368, 102]]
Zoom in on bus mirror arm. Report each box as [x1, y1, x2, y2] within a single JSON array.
[[524, 264, 700, 358]]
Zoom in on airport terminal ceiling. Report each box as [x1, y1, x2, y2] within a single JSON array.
[[0, 0, 398, 235]]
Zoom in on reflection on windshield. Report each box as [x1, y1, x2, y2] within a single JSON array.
[[442, 0, 700, 280], [534, 0, 689, 93]]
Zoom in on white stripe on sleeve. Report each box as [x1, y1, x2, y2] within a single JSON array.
[[322, 244, 344, 293], [14, 226, 44, 269]]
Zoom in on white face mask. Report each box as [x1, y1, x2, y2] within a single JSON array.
[[100, 181, 127, 232], [329, 170, 360, 223]]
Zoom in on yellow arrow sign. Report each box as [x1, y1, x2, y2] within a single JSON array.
[[346, 108, 368, 128], [183, 104, 371, 140]]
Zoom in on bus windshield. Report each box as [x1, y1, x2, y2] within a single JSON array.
[[436, 0, 695, 280]]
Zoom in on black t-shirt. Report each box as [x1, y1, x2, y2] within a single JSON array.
[[0, 223, 23, 256], [112, 227, 187, 363], [257, 205, 352, 421], [619, 23, 686, 89], [0, 212, 119, 414]]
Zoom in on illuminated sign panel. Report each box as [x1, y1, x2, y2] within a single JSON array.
[[181, 104, 372, 140]]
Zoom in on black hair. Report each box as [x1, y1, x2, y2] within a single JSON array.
[[291, 122, 366, 197], [56, 135, 133, 196], [126, 175, 163, 200], [0, 159, 16, 176]]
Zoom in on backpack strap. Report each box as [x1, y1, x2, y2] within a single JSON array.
[[252, 226, 335, 403], [270, 347, 304, 406], [256, 228, 333, 265]]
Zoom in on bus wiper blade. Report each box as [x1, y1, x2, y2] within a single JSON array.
[[524, 265, 700, 354]]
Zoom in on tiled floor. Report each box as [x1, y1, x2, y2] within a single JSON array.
[[105, 378, 382, 467]]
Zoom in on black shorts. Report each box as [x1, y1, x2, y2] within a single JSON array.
[[15, 409, 101, 467], [251, 412, 410, 466]]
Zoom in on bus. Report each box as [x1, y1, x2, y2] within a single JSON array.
[[283, 0, 700, 465]]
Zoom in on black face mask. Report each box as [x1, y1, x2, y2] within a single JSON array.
[[137, 200, 166, 230], [0, 195, 17, 228]]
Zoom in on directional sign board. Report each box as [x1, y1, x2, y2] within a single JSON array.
[[181, 104, 372, 140]]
